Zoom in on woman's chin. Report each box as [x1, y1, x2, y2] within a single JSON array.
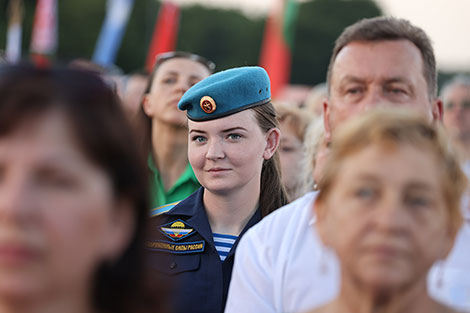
[[0, 278, 43, 301], [204, 185, 233, 196], [358, 270, 414, 293]]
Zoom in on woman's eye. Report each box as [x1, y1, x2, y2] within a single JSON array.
[[189, 79, 201, 87], [405, 195, 430, 208], [192, 136, 207, 143], [162, 77, 176, 84], [36, 171, 78, 189], [354, 187, 375, 200], [228, 134, 241, 140]]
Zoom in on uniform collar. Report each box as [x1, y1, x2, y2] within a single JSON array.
[[164, 187, 205, 217], [165, 187, 263, 252]]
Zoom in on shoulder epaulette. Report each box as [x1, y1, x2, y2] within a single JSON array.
[[150, 201, 180, 218]]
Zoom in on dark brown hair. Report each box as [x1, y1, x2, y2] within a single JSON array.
[[0, 64, 166, 313], [326, 16, 437, 98], [252, 103, 289, 216]]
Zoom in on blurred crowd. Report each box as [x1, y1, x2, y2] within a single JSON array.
[[0, 15, 468, 313]]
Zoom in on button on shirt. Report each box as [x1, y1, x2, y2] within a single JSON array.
[[148, 155, 200, 209], [147, 187, 262, 313]]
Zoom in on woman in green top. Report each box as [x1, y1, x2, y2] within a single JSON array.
[[138, 52, 215, 208]]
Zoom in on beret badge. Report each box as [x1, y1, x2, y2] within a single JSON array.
[[200, 96, 216, 114]]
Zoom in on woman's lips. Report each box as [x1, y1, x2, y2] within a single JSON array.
[[363, 245, 406, 259], [0, 244, 38, 264], [207, 168, 231, 173]]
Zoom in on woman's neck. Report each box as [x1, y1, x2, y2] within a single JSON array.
[[203, 181, 261, 236], [460, 142, 470, 161], [151, 121, 189, 190], [329, 275, 448, 313]]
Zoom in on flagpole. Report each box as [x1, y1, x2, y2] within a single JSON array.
[[6, 0, 24, 64]]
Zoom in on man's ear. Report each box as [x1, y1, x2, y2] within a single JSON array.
[[142, 94, 153, 118], [263, 128, 281, 160], [432, 98, 443, 122], [323, 98, 332, 143]]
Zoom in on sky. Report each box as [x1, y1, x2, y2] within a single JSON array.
[[171, 0, 470, 72]]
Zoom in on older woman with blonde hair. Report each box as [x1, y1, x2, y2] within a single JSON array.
[[308, 109, 467, 313]]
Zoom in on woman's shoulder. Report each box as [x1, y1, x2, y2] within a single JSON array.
[[149, 187, 204, 219], [150, 201, 181, 218]]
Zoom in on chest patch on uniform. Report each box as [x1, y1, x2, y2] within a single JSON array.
[[159, 219, 195, 241], [146, 240, 205, 254]]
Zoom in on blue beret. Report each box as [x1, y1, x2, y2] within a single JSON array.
[[178, 66, 271, 121]]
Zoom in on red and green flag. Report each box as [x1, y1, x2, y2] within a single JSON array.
[[145, 1, 180, 72], [30, 0, 58, 67], [259, 0, 298, 98]]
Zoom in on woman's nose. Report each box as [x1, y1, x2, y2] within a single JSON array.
[[174, 79, 191, 94], [205, 139, 225, 160], [373, 195, 409, 235], [0, 174, 32, 224]]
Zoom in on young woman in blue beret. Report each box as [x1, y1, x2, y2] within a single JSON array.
[[146, 66, 289, 313], [138, 52, 215, 209]]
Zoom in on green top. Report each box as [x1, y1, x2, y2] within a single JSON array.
[[148, 155, 200, 209]]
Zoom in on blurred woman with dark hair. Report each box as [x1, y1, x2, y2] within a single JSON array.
[[0, 65, 165, 313]]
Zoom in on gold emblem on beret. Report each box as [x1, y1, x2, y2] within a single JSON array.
[[200, 96, 216, 114]]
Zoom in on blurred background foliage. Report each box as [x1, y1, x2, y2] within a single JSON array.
[[0, 0, 459, 87]]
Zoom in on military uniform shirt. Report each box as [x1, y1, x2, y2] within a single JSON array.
[[146, 187, 262, 313]]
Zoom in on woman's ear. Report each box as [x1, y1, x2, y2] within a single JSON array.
[[263, 128, 281, 160], [142, 94, 153, 118]]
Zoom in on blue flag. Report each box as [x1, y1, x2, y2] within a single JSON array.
[[92, 0, 135, 67]]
